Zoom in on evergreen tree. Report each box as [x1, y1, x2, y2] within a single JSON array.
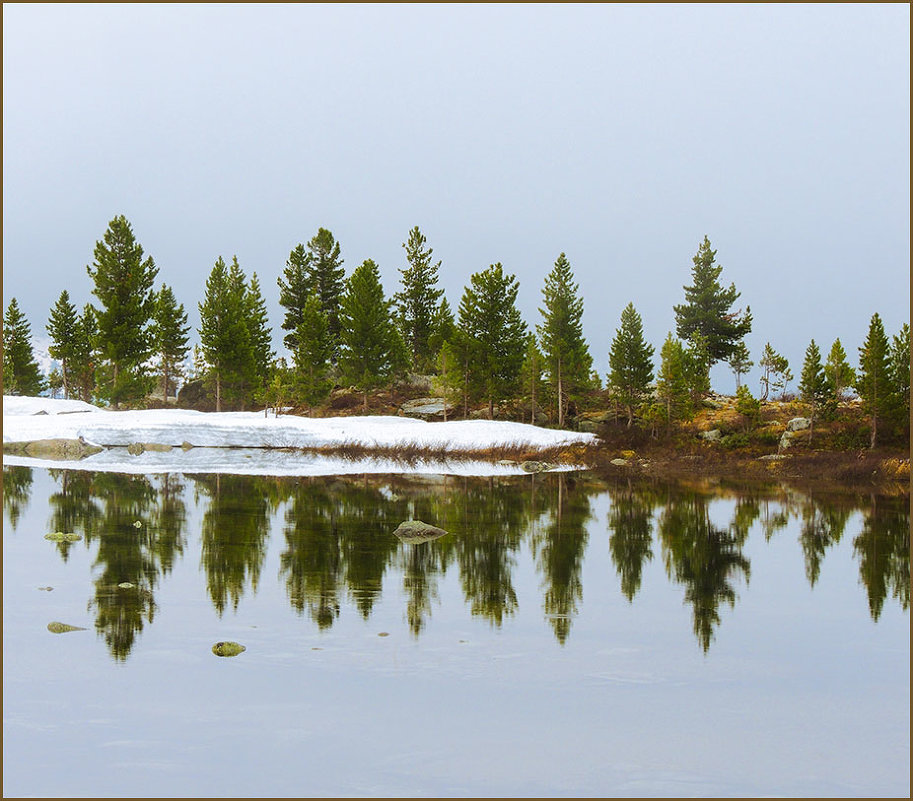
[[825, 338, 856, 403], [71, 305, 99, 402], [683, 333, 711, 404], [294, 293, 333, 412], [673, 236, 752, 366], [607, 302, 655, 427], [86, 215, 159, 405], [338, 259, 400, 410], [3, 298, 45, 396], [888, 323, 910, 429], [537, 253, 593, 427], [277, 243, 311, 352], [856, 313, 894, 448], [394, 226, 444, 371], [727, 341, 753, 391], [798, 339, 829, 442], [199, 256, 252, 411], [518, 337, 546, 425], [305, 228, 345, 355], [46, 290, 79, 398], [427, 297, 456, 363], [656, 333, 692, 426], [458, 263, 529, 419], [758, 342, 792, 401], [151, 284, 190, 401], [245, 272, 275, 394]]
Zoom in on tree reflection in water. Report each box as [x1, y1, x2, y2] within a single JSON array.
[[854, 494, 910, 620], [2, 465, 34, 531], [607, 481, 657, 602]]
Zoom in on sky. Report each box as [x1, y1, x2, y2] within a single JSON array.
[[3, 4, 910, 392]]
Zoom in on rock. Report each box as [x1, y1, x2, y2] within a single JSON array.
[[117, 582, 135, 589], [786, 417, 811, 432], [702, 395, 727, 410], [127, 442, 145, 455], [401, 373, 434, 393], [4, 438, 103, 460], [497, 460, 518, 466], [44, 532, 81, 542], [38, 586, 54, 591], [181, 441, 194, 451], [520, 461, 558, 473], [47, 621, 87, 634], [143, 442, 173, 452], [212, 641, 246, 657], [758, 454, 787, 461], [177, 378, 216, 411], [132, 520, 143, 528], [400, 397, 454, 420], [700, 429, 722, 442], [610, 458, 629, 466], [393, 520, 449, 544]]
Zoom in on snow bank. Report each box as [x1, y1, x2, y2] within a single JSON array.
[[2, 396, 594, 477]]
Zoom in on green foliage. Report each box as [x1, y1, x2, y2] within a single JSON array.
[[673, 236, 752, 366], [432, 338, 466, 419], [856, 312, 894, 448], [888, 322, 910, 427], [608, 302, 655, 427], [86, 215, 159, 404], [518, 337, 547, 424], [3, 298, 45, 396], [758, 342, 792, 401], [734, 385, 761, 428], [277, 244, 311, 352], [151, 284, 190, 400], [720, 432, 750, 449], [338, 259, 401, 407], [656, 333, 692, 425], [825, 339, 855, 402], [727, 341, 753, 390], [427, 297, 456, 364], [46, 290, 79, 398], [245, 273, 275, 393], [70, 305, 99, 402], [394, 226, 444, 371], [304, 228, 346, 355], [294, 293, 333, 410], [458, 263, 529, 417], [537, 253, 593, 427], [798, 339, 831, 438], [683, 334, 711, 401]]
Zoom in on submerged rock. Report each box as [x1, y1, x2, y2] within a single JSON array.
[[520, 461, 558, 473], [126, 442, 145, 455], [44, 532, 82, 542], [117, 582, 135, 589], [393, 520, 449, 544], [4, 438, 103, 460], [47, 621, 87, 634], [212, 641, 246, 657]]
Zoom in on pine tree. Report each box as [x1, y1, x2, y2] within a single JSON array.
[[758, 343, 792, 401], [673, 236, 752, 366], [3, 298, 45, 396], [46, 290, 79, 398], [199, 256, 252, 411], [537, 253, 593, 428], [727, 341, 753, 391], [394, 226, 444, 371], [151, 284, 190, 401], [427, 297, 456, 363], [798, 339, 829, 442], [338, 259, 400, 411], [683, 333, 711, 405], [245, 273, 275, 394], [656, 333, 692, 426], [86, 215, 159, 405], [518, 337, 546, 425], [824, 339, 856, 403], [277, 244, 311, 352], [607, 302, 655, 427], [305, 228, 346, 355], [294, 293, 333, 412], [71, 305, 99, 402], [857, 313, 894, 448], [458, 263, 529, 419], [888, 323, 910, 429]]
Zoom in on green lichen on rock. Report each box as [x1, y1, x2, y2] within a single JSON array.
[[212, 641, 246, 657], [44, 531, 82, 542], [392, 520, 449, 544], [47, 621, 87, 634]]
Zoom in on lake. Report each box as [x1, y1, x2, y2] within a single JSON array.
[[2, 465, 909, 797]]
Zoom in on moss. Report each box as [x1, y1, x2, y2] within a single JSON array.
[[212, 641, 246, 657]]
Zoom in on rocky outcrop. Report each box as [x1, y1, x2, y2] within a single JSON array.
[[400, 397, 454, 420]]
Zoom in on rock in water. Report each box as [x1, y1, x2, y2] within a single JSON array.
[[393, 520, 449, 544], [47, 621, 87, 634], [520, 461, 558, 473], [212, 641, 246, 657], [44, 532, 82, 542]]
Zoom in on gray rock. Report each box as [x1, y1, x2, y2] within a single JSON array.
[[126, 442, 145, 455], [779, 432, 793, 449], [758, 454, 787, 461], [610, 458, 629, 466], [393, 520, 449, 544], [3, 438, 103, 460], [181, 441, 194, 450], [400, 397, 454, 420], [700, 429, 723, 442], [520, 461, 558, 473], [786, 417, 811, 432], [143, 442, 173, 452]]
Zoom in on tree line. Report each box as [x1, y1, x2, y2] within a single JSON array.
[[2, 216, 910, 446]]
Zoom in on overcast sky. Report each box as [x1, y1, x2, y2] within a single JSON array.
[[3, 4, 909, 391]]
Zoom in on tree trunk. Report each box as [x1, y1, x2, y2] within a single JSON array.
[[364, 390, 368, 413], [557, 360, 564, 428], [163, 361, 170, 402], [488, 396, 494, 420], [215, 372, 221, 413]]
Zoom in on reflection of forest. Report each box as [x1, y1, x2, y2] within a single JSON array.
[[7, 466, 908, 659]]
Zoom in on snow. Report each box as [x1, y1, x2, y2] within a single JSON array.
[[2, 396, 595, 477]]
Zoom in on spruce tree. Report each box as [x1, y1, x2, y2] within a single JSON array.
[[394, 226, 444, 371], [46, 290, 79, 398], [798, 339, 829, 442], [888, 323, 910, 429], [338, 259, 400, 411], [857, 313, 893, 448], [277, 243, 311, 352], [427, 297, 456, 363], [458, 263, 529, 419], [151, 284, 190, 401], [3, 298, 45, 396], [537, 252, 593, 428], [607, 302, 655, 427], [305, 228, 345, 355], [727, 341, 753, 391], [673, 236, 752, 366], [86, 215, 159, 405], [519, 337, 546, 425], [656, 333, 692, 426], [245, 273, 275, 394], [758, 343, 792, 401], [824, 339, 856, 402], [71, 305, 99, 402], [294, 293, 333, 412]]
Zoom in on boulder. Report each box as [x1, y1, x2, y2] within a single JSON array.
[[212, 641, 246, 657], [786, 417, 811, 432], [520, 461, 558, 473], [393, 520, 449, 544], [610, 458, 629, 467], [126, 442, 145, 455], [4, 438, 103, 460], [700, 429, 723, 442], [400, 397, 454, 420]]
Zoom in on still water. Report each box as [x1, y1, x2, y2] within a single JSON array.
[[2, 465, 909, 797]]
